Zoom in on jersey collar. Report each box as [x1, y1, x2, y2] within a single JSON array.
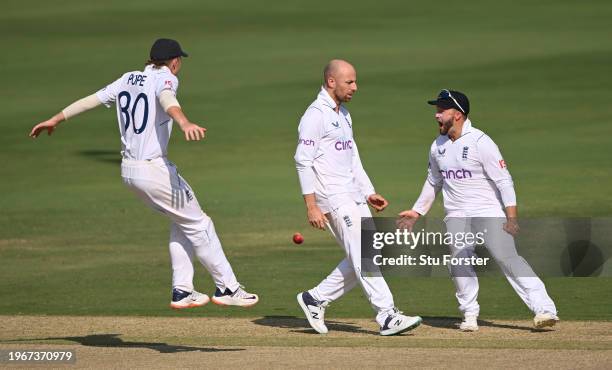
[[461, 118, 473, 136], [318, 87, 339, 110], [446, 118, 473, 142]]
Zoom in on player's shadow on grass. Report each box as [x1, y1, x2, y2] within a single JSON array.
[[2, 334, 244, 354], [78, 150, 122, 164], [423, 316, 552, 332], [253, 315, 380, 335]]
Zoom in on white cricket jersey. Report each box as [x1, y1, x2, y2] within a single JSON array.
[[294, 88, 375, 213], [96, 65, 179, 160], [413, 119, 516, 217]]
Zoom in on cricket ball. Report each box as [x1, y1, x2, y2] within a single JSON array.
[[293, 232, 304, 244]]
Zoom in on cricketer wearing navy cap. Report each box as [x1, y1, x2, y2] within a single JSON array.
[[30, 37, 260, 312], [399, 89, 559, 331]]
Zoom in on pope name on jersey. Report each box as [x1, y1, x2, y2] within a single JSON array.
[[96, 65, 179, 160]]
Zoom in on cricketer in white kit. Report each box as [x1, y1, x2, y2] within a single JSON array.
[[30, 38, 258, 310], [399, 89, 558, 331], [294, 59, 422, 336]]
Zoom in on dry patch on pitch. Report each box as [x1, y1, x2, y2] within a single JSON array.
[[1, 316, 610, 368]]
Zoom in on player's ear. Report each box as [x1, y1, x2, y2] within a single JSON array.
[[169, 57, 181, 74], [454, 110, 463, 121], [326, 76, 335, 89]]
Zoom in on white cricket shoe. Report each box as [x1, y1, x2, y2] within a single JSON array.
[[211, 286, 259, 307], [459, 314, 479, 332], [170, 288, 210, 309], [534, 313, 559, 328], [297, 292, 329, 334], [380, 308, 422, 336]]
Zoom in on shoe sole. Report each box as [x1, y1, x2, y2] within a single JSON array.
[[534, 318, 558, 328], [211, 296, 258, 308], [380, 316, 422, 336], [169, 299, 210, 310], [297, 293, 328, 334], [459, 326, 479, 332]]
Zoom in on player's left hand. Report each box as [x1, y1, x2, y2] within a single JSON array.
[[367, 194, 388, 212], [503, 218, 520, 235], [181, 122, 207, 141]]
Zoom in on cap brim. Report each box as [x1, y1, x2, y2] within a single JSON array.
[[181, 51, 188, 57], [427, 99, 455, 109]]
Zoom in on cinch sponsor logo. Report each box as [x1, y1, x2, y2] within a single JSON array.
[[439, 168, 473, 179], [299, 138, 315, 146], [335, 140, 353, 151]]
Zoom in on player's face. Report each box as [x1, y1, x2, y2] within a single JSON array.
[[332, 67, 358, 103], [435, 106, 455, 135]]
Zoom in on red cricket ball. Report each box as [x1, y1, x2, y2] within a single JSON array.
[[293, 232, 304, 244]]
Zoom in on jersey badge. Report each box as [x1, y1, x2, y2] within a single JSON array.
[[343, 215, 353, 228]]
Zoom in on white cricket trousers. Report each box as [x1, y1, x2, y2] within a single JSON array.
[[445, 217, 557, 316], [309, 201, 395, 326], [121, 157, 240, 293]]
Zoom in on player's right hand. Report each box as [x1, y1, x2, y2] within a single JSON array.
[[29, 119, 60, 138], [307, 205, 327, 230], [181, 122, 207, 141], [397, 209, 420, 232]]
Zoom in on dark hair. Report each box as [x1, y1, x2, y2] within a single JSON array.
[[145, 59, 172, 68]]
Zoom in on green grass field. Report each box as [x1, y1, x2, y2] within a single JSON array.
[[1, 0, 611, 322]]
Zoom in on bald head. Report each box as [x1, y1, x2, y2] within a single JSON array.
[[323, 59, 355, 84], [323, 59, 358, 105]]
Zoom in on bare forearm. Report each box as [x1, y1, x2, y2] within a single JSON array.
[[167, 106, 189, 127], [505, 205, 517, 219], [50, 112, 66, 125]]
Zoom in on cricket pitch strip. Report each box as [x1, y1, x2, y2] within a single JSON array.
[[1, 316, 610, 368]]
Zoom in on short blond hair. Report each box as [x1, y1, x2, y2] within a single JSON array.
[[144, 59, 172, 68]]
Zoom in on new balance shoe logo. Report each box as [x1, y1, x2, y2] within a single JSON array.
[[311, 312, 319, 319]]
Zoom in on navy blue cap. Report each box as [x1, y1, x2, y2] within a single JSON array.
[[428, 89, 470, 115], [150, 38, 188, 61]]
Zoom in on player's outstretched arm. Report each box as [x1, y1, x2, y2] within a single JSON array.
[[166, 106, 207, 141], [29, 94, 102, 138]]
